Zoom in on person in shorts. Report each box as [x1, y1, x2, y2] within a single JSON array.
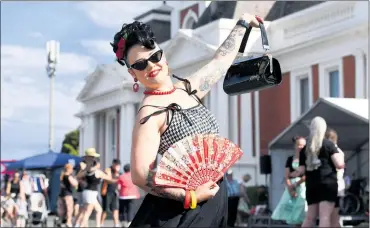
[[101, 159, 121, 227]]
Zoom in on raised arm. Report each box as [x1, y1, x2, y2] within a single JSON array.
[[130, 107, 185, 202], [179, 14, 263, 99]]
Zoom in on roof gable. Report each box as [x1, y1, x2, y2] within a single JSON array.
[[76, 63, 132, 102], [163, 29, 216, 69]]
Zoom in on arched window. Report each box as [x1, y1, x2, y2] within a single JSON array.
[[185, 17, 196, 29], [182, 9, 198, 29]]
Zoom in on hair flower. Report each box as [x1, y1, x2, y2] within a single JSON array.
[[115, 33, 128, 60], [115, 38, 125, 60]]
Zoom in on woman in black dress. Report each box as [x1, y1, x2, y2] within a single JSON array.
[[57, 163, 78, 227], [110, 13, 263, 227], [294, 117, 345, 227]]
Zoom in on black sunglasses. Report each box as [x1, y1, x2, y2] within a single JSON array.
[[129, 50, 163, 71]]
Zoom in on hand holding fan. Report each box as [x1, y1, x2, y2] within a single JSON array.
[[153, 134, 243, 190]]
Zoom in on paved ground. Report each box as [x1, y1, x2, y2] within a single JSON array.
[[1, 216, 115, 227]]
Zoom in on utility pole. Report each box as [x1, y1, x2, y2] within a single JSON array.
[[46, 40, 60, 152]]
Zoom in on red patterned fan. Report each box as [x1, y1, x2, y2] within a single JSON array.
[[153, 134, 243, 190]]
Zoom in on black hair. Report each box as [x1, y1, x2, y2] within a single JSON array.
[[123, 164, 130, 173], [112, 159, 121, 165], [111, 21, 156, 66], [292, 136, 304, 143]]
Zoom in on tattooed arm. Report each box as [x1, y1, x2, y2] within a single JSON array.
[[179, 14, 262, 99], [130, 106, 185, 202]]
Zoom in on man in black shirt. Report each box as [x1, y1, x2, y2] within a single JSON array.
[[101, 159, 121, 227]]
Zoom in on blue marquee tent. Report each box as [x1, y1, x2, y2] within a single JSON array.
[[6, 152, 82, 171]]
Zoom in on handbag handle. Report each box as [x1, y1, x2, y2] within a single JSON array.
[[238, 21, 270, 55]]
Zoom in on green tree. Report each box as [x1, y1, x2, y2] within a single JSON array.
[[61, 129, 79, 156]]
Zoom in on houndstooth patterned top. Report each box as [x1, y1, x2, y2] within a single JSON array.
[[139, 75, 220, 155]]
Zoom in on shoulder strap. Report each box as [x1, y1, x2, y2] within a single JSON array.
[[138, 103, 192, 126], [172, 74, 202, 104]]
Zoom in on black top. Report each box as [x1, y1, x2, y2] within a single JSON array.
[[130, 75, 227, 227], [285, 156, 296, 173], [77, 179, 86, 192], [299, 139, 339, 187], [106, 168, 119, 194], [10, 181, 20, 197], [85, 171, 101, 191], [60, 175, 73, 197]]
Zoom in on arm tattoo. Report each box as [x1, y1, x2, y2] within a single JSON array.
[[143, 162, 185, 202], [217, 26, 245, 57], [198, 66, 228, 92], [197, 25, 246, 92]]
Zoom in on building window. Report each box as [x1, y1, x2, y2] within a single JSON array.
[[134, 103, 140, 114], [110, 118, 116, 157], [329, 70, 340, 97], [185, 17, 196, 29], [299, 77, 310, 114], [182, 9, 198, 29]]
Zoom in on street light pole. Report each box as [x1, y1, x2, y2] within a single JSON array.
[[46, 40, 60, 152]]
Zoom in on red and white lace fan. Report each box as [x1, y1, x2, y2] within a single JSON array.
[[153, 134, 243, 190]]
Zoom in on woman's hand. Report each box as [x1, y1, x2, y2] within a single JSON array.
[[79, 162, 86, 170], [239, 13, 264, 28], [195, 181, 220, 203], [289, 189, 297, 198], [287, 184, 295, 192]]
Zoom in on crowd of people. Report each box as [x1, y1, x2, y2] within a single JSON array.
[[0, 148, 140, 228], [272, 117, 346, 228], [1, 170, 49, 227], [57, 148, 140, 227]]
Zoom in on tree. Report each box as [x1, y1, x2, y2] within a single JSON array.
[[61, 129, 79, 156]]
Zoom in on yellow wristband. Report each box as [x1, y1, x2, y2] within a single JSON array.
[[190, 190, 197, 209]]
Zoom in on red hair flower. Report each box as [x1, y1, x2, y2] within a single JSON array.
[[115, 34, 127, 60]]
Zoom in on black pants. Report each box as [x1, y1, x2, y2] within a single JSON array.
[[227, 196, 240, 227], [102, 193, 119, 212], [119, 199, 135, 222]]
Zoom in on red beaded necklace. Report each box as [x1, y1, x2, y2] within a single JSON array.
[[143, 86, 176, 95]]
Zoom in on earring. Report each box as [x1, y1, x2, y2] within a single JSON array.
[[133, 78, 139, 92]]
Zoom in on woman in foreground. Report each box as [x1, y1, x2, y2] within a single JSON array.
[[272, 136, 307, 226], [110, 13, 263, 227], [294, 117, 345, 227]]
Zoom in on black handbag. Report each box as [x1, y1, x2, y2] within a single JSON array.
[[223, 21, 282, 96]]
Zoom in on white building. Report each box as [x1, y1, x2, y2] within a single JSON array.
[[76, 1, 369, 201]]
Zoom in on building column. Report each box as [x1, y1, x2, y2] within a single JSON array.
[[240, 93, 253, 159], [229, 96, 238, 145], [78, 120, 85, 156], [216, 81, 229, 137], [89, 114, 96, 149], [354, 49, 366, 98], [98, 113, 106, 166], [119, 103, 136, 165], [209, 86, 217, 115]]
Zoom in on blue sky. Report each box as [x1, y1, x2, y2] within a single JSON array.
[[1, 1, 162, 160]]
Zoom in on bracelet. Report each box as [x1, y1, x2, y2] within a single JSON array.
[[236, 19, 250, 29], [183, 190, 190, 209], [189, 190, 197, 209]]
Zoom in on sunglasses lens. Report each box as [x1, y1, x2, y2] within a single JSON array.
[[149, 50, 163, 63], [131, 50, 163, 71], [132, 61, 148, 71]]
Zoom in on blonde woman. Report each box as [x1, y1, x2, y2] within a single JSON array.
[[295, 117, 345, 227], [5, 171, 27, 227], [325, 128, 345, 227], [57, 163, 78, 227]]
